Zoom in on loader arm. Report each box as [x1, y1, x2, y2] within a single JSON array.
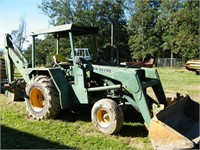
[[90, 64, 167, 128]]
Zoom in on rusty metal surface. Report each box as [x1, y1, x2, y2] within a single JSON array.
[[149, 96, 199, 150], [149, 118, 194, 150]]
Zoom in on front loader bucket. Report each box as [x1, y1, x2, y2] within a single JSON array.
[[149, 96, 199, 150]]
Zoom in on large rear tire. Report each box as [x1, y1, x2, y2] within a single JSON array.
[[25, 75, 61, 120], [91, 98, 124, 134]]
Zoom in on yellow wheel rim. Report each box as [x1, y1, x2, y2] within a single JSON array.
[[97, 109, 110, 128], [30, 88, 44, 112]]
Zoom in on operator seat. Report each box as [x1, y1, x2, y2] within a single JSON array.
[[53, 54, 71, 68]]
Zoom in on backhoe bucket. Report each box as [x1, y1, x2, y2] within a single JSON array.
[[4, 79, 26, 101], [149, 96, 199, 150]]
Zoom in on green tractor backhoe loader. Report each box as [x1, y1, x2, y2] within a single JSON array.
[[3, 24, 199, 149]]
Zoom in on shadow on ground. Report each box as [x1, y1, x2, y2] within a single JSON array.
[[1, 125, 74, 149], [56, 105, 93, 122], [56, 105, 144, 122], [119, 124, 148, 137], [56, 105, 148, 137]]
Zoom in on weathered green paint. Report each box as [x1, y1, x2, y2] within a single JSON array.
[[32, 36, 35, 68], [56, 37, 59, 54], [4, 34, 29, 83], [90, 64, 167, 127], [48, 68, 70, 109], [69, 32, 75, 66], [72, 85, 88, 104], [3, 48, 14, 82], [30, 24, 98, 36]]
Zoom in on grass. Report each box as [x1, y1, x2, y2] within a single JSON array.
[[0, 96, 152, 149], [1, 67, 199, 149], [157, 67, 200, 102]]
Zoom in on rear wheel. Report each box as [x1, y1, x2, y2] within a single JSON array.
[[91, 98, 124, 134], [25, 75, 61, 120]]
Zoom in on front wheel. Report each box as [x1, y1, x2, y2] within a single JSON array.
[[25, 75, 61, 120], [91, 98, 124, 134]]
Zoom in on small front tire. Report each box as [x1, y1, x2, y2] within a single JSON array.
[[91, 98, 124, 134]]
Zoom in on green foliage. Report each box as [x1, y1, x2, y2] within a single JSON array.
[[38, 0, 130, 63], [174, 1, 199, 60], [21, 0, 199, 64], [24, 35, 57, 66], [128, 0, 199, 61], [128, 0, 161, 60]]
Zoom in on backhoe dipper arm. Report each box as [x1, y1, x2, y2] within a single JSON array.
[[4, 34, 29, 83]]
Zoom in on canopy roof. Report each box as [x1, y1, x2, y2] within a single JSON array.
[[30, 24, 99, 37]]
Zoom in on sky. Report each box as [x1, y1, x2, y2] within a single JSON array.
[[0, 0, 50, 49]]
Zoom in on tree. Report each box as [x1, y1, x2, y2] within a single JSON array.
[[38, 0, 130, 63], [129, 0, 199, 62], [173, 0, 199, 61], [11, 15, 28, 51], [128, 0, 161, 60], [154, 0, 199, 61], [25, 34, 57, 66], [155, 0, 183, 59]]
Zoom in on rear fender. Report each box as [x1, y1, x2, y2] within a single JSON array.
[[48, 68, 71, 109]]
